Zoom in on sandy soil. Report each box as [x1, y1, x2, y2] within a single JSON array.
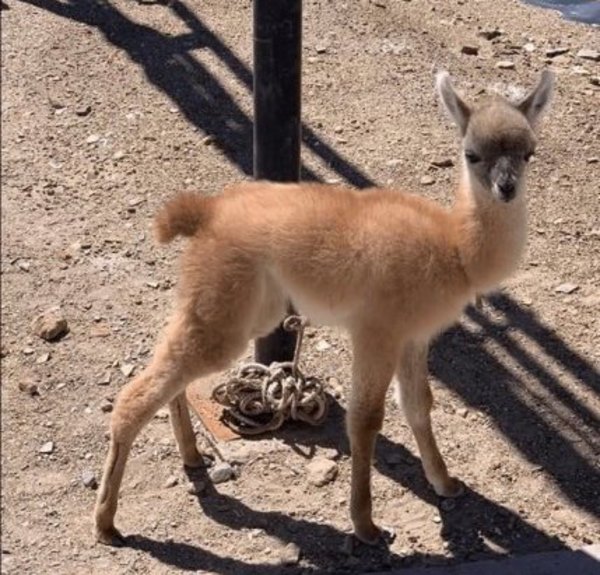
[[1, 0, 599, 573]]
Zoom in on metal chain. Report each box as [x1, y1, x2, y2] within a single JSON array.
[[211, 315, 329, 435]]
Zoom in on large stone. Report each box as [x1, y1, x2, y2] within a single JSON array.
[[32, 308, 68, 341], [306, 457, 338, 487]]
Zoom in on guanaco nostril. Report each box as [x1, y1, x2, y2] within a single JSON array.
[[498, 181, 516, 201]]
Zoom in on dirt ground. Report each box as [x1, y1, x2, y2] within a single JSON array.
[[1, 0, 599, 573]]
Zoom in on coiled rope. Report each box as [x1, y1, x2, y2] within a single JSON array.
[[211, 315, 329, 435]]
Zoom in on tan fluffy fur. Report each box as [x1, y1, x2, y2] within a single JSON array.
[[95, 71, 553, 546]]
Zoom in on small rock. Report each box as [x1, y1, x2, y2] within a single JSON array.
[[554, 283, 579, 294], [306, 457, 338, 487], [86, 134, 100, 144], [112, 150, 125, 161], [209, 461, 234, 484], [315, 43, 328, 54], [420, 175, 435, 186], [17, 260, 31, 272], [98, 371, 111, 386], [201, 135, 215, 145], [577, 48, 600, 62], [120, 363, 135, 377], [32, 308, 69, 342], [590, 77, 600, 87], [431, 158, 454, 168], [187, 480, 206, 495], [39, 441, 54, 454], [478, 28, 502, 41], [82, 470, 97, 489], [18, 381, 39, 396], [164, 476, 178, 488], [496, 60, 515, 70], [523, 42, 536, 53], [23, 347, 34, 356], [458, 407, 469, 418], [320, 447, 340, 460], [155, 408, 170, 420], [316, 339, 331, 352], [100, 399, 113, 413], [432, 515, 442, 524], [36, 353, 50, 364], [327, 376, 344, 399], [75, 105, 92, 117], [545, 47, 569, 58], [587, 157, 599, 164], [461, 45, 479, 56], [278, 542, 301, 566]]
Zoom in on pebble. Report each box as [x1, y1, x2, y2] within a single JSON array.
[[523, 42, 536, 53], [120, 363, 135, 377], [187, 480, 206, 495], [98, 371, 111, 386], [22, 347, 34, 355], [577, 48, 600, 62], [100, 399, 113, 413], [18, 381, 39, 396], [164, 476, 178, 488], [496, 60, 515, 70], [32, 308, 68, 341], [326, 376, 344, 398], [75, 105, 92, 117], [461, 45, 479, 56], [39, 441, 54, 454], [554, 283, 579, 294], [82, 470, 97, 489], [36, 353, 50, 364], [315, 43, 328, 54], [458, 407, 469, 418], [431, 158, 454, 168], [113, 150, 125, 161], [278, 542, 301, 565], [432, 515, 442, 524], [306, 457, 338, 487], [420, 175, 435, 186], [478, 28, 502, 41], [316, 340, 331, 352], [545, 47, 569, 58], [590, 77, 600, 87], [209, 461, 234, 484], [86, 134, 100, 144], [17, 260, 31, 272], [202, 135, 215, 145]]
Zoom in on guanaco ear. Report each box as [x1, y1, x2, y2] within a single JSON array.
[[436, 71, 471, 134], [516, 70, 555, 128]]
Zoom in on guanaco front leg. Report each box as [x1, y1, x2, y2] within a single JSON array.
[[347, 328, 396, 544], [396, 340, 463, 497]]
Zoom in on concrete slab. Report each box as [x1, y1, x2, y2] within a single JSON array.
[[370, 544, 600, 575]]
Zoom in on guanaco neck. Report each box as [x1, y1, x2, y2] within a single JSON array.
[[451, 165, 528, 294]]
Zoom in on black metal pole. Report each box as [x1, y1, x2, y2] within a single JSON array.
[[253, 0, 302, 365]]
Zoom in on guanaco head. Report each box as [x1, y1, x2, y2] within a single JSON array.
[[437, 70, 554, 203]]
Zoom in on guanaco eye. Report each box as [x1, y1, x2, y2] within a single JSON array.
[[524, 151, 534, 162], [465, 150, 481, 164]]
